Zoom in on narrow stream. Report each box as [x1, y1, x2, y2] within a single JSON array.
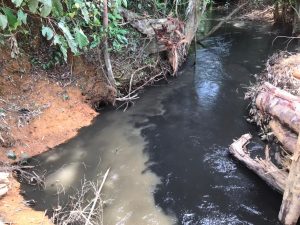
[[24, 20, 294, 224]]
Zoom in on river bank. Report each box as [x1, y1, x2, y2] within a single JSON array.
[[0, 3, 199, 223], [0, 47, 107, 224], [1, 2, 297, 224], [16, 9, 298, 225]]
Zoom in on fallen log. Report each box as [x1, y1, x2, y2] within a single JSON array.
[[270, 119, 297, 154], [279, 135, 300, 225], [120, 7, 187, 74], [229, 133, 287, 193], [256, 82, 300, 133], [120, 8, 182, 37]]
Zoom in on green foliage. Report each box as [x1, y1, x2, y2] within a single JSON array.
[[0, 0, 128, 61]]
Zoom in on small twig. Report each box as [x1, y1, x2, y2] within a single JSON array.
[[85, 168, 110, 225]]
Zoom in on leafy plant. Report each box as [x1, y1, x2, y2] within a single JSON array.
[[0, 0, 128, 60]]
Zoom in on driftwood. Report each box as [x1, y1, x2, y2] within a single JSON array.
[[256, 82, 300, 133], [279, 136, 300, 225], [229, 134, 287, 193], [270, 119, 297, 154]]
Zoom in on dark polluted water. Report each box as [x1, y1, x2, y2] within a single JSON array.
[[23, 21, 294, 224]]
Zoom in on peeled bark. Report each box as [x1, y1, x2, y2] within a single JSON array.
[[256, 82, 300, 133], [279, 136, 300, 225], [270, 119, 297, 154], [229, 134, 287, 193]]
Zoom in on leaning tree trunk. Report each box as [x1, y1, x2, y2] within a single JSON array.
[[279, 135, 300, 225], [293, 0, 300, 35], [274, 1, 280, 23], [185, 0, 202, 45], [103, 0, 116, 87]]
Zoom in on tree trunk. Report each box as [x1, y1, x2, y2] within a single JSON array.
[[185, 0, 202, 45], [270, 119, 297, 154], [103, 0, 116, 87], [256, 83, 300, 133], [274, 1, 280, 23], [293, 0, 300, 35], [229, 134, 287, 193], [279, 135, 300, 225]]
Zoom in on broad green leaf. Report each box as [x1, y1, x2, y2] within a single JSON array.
[[93, 16, 100, 26], [53, 34, 68, 60], [17, 10, 27, 24], [39, 0, 52, 17], [81, 6, 89, 23], [52, 0, 64, 17], [122, 0, 127, 7], [28, 0, 39, 13], [2, 8, 19, 30], [12, 0, 23, 7], [74, 28, 89, 49], [90, 34, 101, 49], [58, 21, 78, 54], [108, 13, 115, 20], [41, 26, 53, 40], [0, 14, 8, 30]]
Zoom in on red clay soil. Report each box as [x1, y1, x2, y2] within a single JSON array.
[[0, 47, 113, 224]]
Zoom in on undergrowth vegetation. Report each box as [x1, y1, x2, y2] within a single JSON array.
[[0, 0, 128, 59]]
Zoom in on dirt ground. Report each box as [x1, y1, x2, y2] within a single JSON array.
[[0, 47, 114, 224]]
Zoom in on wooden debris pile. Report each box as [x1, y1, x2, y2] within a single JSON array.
[[230, 52, 300, 225], [120, 8, 187, 74]]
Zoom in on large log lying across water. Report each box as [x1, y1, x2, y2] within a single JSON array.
[[229, 134, 287, 193]]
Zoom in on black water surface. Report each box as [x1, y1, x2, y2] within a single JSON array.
[[22, 20, 297, 225], [140, 22, 293, 224]]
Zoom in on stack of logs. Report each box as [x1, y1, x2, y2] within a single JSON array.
[[229, 82, 300, 225]]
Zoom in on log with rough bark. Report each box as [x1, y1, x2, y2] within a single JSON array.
[[279, 134, 300, 225], [270, 119, 297, 154], [120, 7, 187, 74], [256, 82, 300, 133], [229, 133, 287, 193], [120, 8, 182, 37]]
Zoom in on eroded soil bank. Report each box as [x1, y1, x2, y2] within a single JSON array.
[[0, 46, 116, 224]]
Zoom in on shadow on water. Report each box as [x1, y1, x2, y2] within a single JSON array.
[[22, 20, 297, 224]]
